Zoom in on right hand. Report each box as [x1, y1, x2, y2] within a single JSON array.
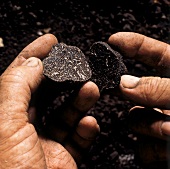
[[108, 32, 170, 166]]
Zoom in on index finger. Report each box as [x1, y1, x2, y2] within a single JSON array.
[[8, 33, 58, 69], [108, 32, 170, 75]]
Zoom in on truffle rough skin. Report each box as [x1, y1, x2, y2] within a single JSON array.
[[43, 43, 92, 82], [89, 41, 127, 91]]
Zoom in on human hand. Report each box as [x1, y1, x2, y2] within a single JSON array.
[[0, 34, 100, 169], [108, 32, 170, 166]]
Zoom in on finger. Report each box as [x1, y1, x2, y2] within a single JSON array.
[[71, 116, 100, 149], [0, 57, 43, 137], [120, 75, 170, 109], [136, 136, 169, 168], [62, 81, 100, 127], [39, 137, 77, 169], [10, 33, 58, 122], [161, 111, 170, 136], [64, 116, 100, 163], [7, 34, 58, 69], [108, 32, 170, 75], [128, 106, 170, 140], [46, 81, 100, 142]]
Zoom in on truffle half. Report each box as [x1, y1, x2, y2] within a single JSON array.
[[89, 41, 127, 91], [43, 43, 92, 82]]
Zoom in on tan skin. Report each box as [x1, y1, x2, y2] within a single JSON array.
[[108, 32, 170, 163], [0, 34, 100, 169], [0, 32, 170, 168]]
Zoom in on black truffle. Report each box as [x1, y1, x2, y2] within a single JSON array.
[[43, 42, 127, 92], [89, 41, 127, 91], [43, 43, 92, 82]]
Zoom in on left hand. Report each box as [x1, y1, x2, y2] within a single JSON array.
[[0, 34, 100, 169]]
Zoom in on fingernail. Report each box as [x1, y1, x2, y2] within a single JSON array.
[[161, 122, 170, 135], [22, 57, 40, 67], [121, 75, 140, 89]]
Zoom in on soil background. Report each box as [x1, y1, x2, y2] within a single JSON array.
[[0, 0, 170, 169]]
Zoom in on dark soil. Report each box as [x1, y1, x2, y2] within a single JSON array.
[[0, 0, 170, 169]]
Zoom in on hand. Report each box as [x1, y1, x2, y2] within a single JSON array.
[[108, 32, 170, 166], [0, 34, 100, 169]]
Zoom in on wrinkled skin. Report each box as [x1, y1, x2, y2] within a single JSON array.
[[109, 32, 170, 165], [1, 31, 170, 169], [0, 34, 100, 169]]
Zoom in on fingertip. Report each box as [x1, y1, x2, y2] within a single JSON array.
[[120, 75, 140, 89], [120, 76, 170, 109], [119, 75, 141, 102], [21, 33, 58, 60], [82, 81, 100, 99], [21, 57, 42, 68], [23, 58, 43, 80], [108, 32, 144, 58], [64, 116, 100, 164], [9, 33, 58, 69], [108, 32, 122, 41], [108, 32, 135, 43], [76, 116, 100, 140], [161, 121, 170, 136], [73, 81, 100, 112], [69, 116, 99, 151], [41, 33, 58, 45]]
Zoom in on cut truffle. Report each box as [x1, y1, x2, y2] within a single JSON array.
[[43, 43, 92, 83], [89, 41, 127, 91], [43, 42, 127, 92]]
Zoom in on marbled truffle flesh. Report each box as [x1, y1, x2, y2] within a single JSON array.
[[89, 41, 127, 91], [43, 43, 92, 82]]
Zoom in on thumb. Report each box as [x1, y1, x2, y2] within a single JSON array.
[[120, 75, 170, 109], [0, 57, 43, 137]]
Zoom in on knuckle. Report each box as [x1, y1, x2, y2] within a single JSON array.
[[2, 69, 25, 84], [0, 68, 27, 92], [141, 77, 169, 105]]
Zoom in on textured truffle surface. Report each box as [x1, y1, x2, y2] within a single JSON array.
[[89, 41, 127, 91], [43, 42, 127, 91], [43, 43, 92, 82]]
